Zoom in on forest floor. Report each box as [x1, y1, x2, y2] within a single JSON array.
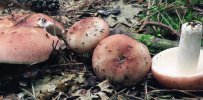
[[1, 0, 203, 100]]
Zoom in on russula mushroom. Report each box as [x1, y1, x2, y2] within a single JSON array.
[[0, 26, 64, 64], [66, 17, 110, 53], [0, 13, 65, 36], [152, 21, 203, 89], [92, 34, 151, 86]]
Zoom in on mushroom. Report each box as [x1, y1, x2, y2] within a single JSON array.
[[0, 19, 14, 29], [0, 13, 65, 36], [92, 34, 151, 86], [66, 17, 110, 53], [0, 26, 64, 64], [152, 21, 203, 89]]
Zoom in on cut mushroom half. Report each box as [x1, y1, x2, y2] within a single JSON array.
[[152, 21, 203, 89]]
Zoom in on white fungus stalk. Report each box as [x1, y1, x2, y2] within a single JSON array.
[[177, 21, 202, 74]]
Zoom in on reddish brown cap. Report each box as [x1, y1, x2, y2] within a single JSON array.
[[92, 34, 151, 86]]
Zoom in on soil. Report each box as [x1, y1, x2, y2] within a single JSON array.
[[0, 0, 203, 100]]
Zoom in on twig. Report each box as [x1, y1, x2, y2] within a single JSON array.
[[31, 81, 36, 98], [144, 82, 148, 100], [175, 8, 183, 25], [49, 63, 84, 68], [146, 0, 151, 20], [20, 88, 37, 100], [144, 0, 152, 34], [158, 11, 173, 29], [139, 21, 180, 37], [176, 90, 199, 98], [126, 87, 134, 95], [148, 89, 201, 98], [115, 88, 127, 94], [164, 12, 177, 26], [109, 88, 126, 99], [52, 92, 64, 100], [139, 1, 177, 23], [126, 95, 143, 100]]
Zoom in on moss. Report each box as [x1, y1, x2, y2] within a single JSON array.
[[137, 34, 155, 46], [137, 34, 161, 53]]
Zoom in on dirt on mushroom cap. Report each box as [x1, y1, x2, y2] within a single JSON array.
[[92, 34, 151, 86], [66, 17, 110, 53]]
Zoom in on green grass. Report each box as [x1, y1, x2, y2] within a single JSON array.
[[139, 0, 203, 40]]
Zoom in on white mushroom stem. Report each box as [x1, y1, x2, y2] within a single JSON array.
[[177, 21, 202, 74]]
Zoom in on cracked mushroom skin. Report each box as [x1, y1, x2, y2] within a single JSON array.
[[0, 13, 65, 35], [92, 34, 151, 86], [152, 21, 203, 89], [0, 27, 64, 64], [66, 17, 110, 53]]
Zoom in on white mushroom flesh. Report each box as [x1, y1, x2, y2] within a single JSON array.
[[177, 22, 202, 74]]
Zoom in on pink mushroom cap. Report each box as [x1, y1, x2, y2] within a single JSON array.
[[0, 26, 64, 64], [66, 17, 110, 53], [92, 34, 152, 86], [0, 13, 65, 35]]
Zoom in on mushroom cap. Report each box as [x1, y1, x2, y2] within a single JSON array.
[[0, 13, 65, 35], [152, 47, 203, 89], [0, 18, 15, 28], [0, 27, 64, 64], [66, 17, 110, 53], [17, 13, 65, 35], [92, 34, 151, 86], [0, 14, 18, 28]]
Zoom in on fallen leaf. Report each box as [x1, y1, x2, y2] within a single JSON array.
[[73, 80, 113, 100]]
